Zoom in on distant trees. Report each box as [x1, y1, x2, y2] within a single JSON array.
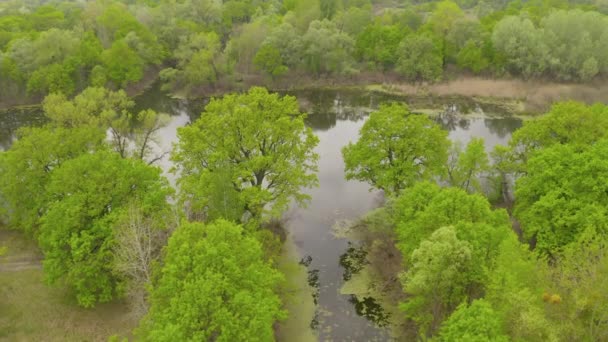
[[492, 10, 608, 80], [2, 0, 608, 104], [342, 103, 449, 195], [396, 34, 444, 82], [172, 87, 319, 221]]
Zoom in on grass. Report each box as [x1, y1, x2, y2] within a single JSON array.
[[0, 230, 136, 342]]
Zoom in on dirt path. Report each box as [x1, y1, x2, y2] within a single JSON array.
[[0, 256, 42, 271]]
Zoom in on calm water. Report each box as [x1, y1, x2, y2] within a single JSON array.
[[0, 86, 522, 340]]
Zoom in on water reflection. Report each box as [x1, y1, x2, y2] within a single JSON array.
[[0, 108, 45, 151]]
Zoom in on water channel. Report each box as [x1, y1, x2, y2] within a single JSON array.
[[0, 86, 523, 341]]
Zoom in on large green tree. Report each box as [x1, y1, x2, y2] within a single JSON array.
[[137, 220, 285, 341], [172, 87, 319, 220], [38, 151, 172, 307], [401, 226, 473, 336], [514, 139, 608, 255], [0, 125, 105, 235], [438, 299, 508, 342], [342, 103, 449, 195]]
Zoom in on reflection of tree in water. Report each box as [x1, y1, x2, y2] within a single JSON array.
[[435, 104, 470, 132], [301, 91, 372, 131], [338, 243, 390, 327], [348, 295, 390, 327], [0, 108, 46, 151], [484, 118, 523, 139], [339, 243, 367, 281], [299, 255, 321, 330]]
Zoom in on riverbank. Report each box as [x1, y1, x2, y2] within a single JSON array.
[[181, 73, 608, 114], [3, 74, 607, 115]]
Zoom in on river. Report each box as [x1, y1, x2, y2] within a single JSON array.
[[0, 86, 522, 341]]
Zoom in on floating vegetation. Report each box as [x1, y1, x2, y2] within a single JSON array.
[[339, 242, 368, 281], [348, 295, 390, 327]]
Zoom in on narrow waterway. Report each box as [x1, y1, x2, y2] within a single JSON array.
[[0, 87, 522, 340]]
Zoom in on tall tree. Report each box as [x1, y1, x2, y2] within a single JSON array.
[[342, 103, 449, 195], [172, 87, 319, 220], [401, 226, 473, 336], [446, 137, 489, 193], [514, 140, 608, 255], [0, 125, 105, 235], [38, 151, 172, 307], [137, 220, 285, 341], [438, 299, 508, 342]]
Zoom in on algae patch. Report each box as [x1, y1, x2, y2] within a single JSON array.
[[275, 234, 318, 342]]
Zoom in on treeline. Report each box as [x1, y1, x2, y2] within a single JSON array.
[[2, 0, 608, 105], [0, 86, 319, 339], [343, 101, 608, 340]]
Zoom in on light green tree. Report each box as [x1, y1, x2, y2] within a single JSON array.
[[514, 140, 608, 255], [172, 87, 319, 220], [254, 44, 288, 79], [38, 151, 172, 307], [0, 126, 105, 235], [491, 15, 548, 78], [393, 181, 511, 271], [446, 137, 489, 193], [342, 103, 449, 195], [396, 34, 444, 82], [301, 19, 356, 75], [438, 299, 508, 342], [400, 226, 473, 336], [137, 220, 285, 341]]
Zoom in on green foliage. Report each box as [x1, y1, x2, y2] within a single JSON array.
[[552, 228, 608, 341], [38, 151, 172, 307], [355, 24, 405, 70], [101, 39, 145, 87], [509, 101, 608, 171], [446, 137, 490, 193], [172, 87, 318, 220], [438, 299, 508, 342], [138, 220, 285, 341], [42, 87, 168, 160], [491, 15, 548, 78], [514, 139, 608, 255], [342, 103, 449, 194], [393, 181, 511, 267], [301, 19, 356, 75], [485, 235, 557, 341], [400, 226, 473, 336], [0, 125, 105, 235], [396, 34, 444, 82], [333, 6, 372, 36], [254, 44, 288, 78]]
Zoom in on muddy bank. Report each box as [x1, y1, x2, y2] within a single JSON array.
[[182, 73, 608, 114], [373, 77, 608, 113], [3, 72, 606, 114]]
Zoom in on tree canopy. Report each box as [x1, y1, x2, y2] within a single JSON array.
[[342, 103, 449, 195], [172, 87, 319, 221], [138, 220, 285, 341]]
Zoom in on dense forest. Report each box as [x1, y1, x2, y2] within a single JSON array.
[[2, 0, 608, 106], [1, 0, 608, 341]]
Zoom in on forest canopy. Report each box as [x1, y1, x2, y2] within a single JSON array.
[[2, 0, 608, 106]]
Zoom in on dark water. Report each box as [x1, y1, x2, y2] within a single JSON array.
[[0, 86, 522, 340]]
